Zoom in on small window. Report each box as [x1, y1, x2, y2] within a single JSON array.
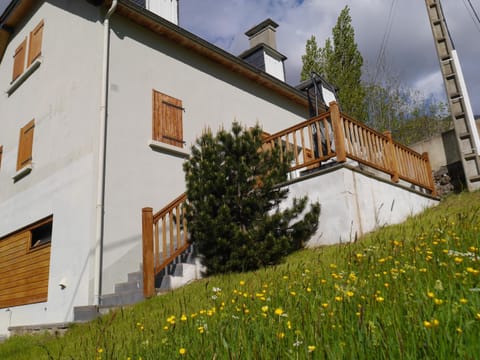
[[152, 90, 184, 148], [28, 20, 44, 66], [12, 37, 27, 82], [31, 220, 52, 248], [17, 119, 35, 171]]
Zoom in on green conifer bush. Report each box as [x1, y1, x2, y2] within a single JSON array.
[[183, 122, 320, 275]]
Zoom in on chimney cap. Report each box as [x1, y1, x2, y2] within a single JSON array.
[[245, 18, 278, 37]]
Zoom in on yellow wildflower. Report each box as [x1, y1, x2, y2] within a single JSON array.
[[321, 303, 329, 309], [239, 280, 245, 286], [427, 291, 435, 298], [346, 291, 354, 297], [434, 298, 443, 305], [261, 306, 269, 313], [274, 308, 284, 316], [180, 314, 187, 321], [376, 296, 385, 303], [459, 298, 468, 304], [423, 320, 432, 328], [277, 332, 285, 339], [454, 257, 463, 264], [179, 348, 186, 355], [308, 345, 316, 353]]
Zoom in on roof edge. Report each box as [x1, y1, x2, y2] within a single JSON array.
[[116, 0, 307, 108]]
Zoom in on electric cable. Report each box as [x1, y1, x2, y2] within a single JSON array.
[[373, 0, 397, 84], [462, 0, 480, 33]]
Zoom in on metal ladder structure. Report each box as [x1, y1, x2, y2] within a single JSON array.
[[425, 0, 480, 191]]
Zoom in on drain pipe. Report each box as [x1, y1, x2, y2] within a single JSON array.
[[94, 0, 118, 306]]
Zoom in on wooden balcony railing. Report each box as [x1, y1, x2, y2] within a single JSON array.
[[142, 101, 436, 297], [264, 102, 436, 195]]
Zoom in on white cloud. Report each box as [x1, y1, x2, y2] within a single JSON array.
[[180, 0, 480, 115]]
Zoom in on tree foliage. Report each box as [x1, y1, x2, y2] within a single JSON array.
[[301, 6, 366, 120], [183, 122, 320, 275], [364, 69, 451, 145], [300, 35, 322, 81]]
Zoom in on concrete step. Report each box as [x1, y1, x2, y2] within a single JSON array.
[[101, 289, 144, 307], [158, 259, 205, 292], [127, 271, 143, 283], [114, 279, 142, 294]]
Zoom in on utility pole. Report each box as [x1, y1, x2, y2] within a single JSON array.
[[425, 0, 480, 191]]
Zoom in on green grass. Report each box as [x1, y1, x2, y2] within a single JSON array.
[[1, 191, 480, 359]]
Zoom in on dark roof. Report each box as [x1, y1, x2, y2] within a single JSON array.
[[238, 42, 287, 62], [245, 18, 278, 37]]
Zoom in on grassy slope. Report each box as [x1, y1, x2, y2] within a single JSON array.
[[1, 191, 479, 359]]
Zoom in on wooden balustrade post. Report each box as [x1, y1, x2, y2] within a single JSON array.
[[329, 101, 346, 162], [422, 152, 437, 197], [384, 131, 399, 183], [142, 207, 155, 298]]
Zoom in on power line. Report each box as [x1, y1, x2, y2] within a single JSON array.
[[467, 0, 480, 25], [462, 0, 480, 33], [373, 0, 397, 84]]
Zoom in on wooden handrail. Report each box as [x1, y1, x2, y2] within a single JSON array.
[[142, 193, 189, 297], [143, 103, 437, 297]]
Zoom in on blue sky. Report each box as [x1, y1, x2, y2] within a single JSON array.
[[1, 0, 480, 114]]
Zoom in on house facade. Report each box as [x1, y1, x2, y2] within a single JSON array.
[[0, 0, 312, 335]]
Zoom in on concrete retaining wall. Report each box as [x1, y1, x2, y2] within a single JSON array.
[[286, 164, 439, 245]]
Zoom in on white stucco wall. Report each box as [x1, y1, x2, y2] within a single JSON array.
[[146, 0, 178, 24], [286, 165, 438, 246], [264, 52, 285, 82], [0, 1, 103, 335], [100, 14, 308, 294]]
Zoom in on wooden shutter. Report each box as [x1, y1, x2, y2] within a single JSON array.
[[0, 145, 3, 170], [153, 90, 184, 148], [12, 38, 27, 81], [28, 20, 44, 66], [17, 119, 35, 171]]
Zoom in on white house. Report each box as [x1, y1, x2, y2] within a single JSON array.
[[0, 0, 438, 337], [0, 0, 317, 335]]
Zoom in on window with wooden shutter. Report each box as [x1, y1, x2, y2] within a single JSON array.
[[28, 20, 44, 66], [12, 37, 27, 81], [153, 90, 184, 148], [17, 119, 35, 171]]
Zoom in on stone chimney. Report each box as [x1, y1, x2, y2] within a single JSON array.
[[239, 19, 287, 81], [137, 0, 179, 25]]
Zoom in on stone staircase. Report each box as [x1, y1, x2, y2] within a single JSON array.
[[73, 244, 202, 322]]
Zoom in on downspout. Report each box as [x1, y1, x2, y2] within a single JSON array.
[[94, 0, 117, 306]]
